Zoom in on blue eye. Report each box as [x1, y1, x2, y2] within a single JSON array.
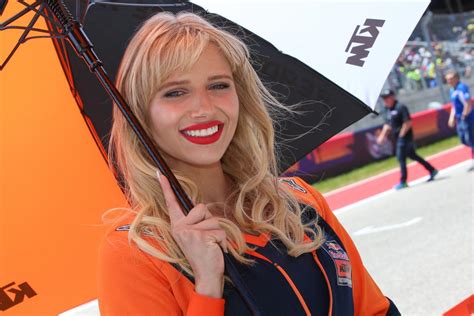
[[210, 83, 230, 90], [164, 90, 185, 98]]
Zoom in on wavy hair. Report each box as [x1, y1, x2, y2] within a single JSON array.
[[109, 11, 324, 276]]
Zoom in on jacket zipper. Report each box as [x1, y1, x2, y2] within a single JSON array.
[[246, 249, 311, 316], [312, 252, 333, 316]]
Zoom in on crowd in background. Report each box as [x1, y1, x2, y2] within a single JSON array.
[[387, 13, 474, 95]]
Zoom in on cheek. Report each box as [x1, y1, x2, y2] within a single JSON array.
[[226, 94, 240, 123], [149, 104, 176, 137], [150, 100, 182, 121]]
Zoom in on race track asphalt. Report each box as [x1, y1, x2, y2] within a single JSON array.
[[336, 160, 473, 315]]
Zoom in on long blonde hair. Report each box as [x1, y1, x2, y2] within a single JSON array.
[[109, 11, 324, 276]]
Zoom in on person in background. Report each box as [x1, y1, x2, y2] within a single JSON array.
[[377, 89, 438, 190], [445, 70, 474, 171]]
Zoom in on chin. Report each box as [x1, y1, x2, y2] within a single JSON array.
[[186, 156, 224, 168], [168, 149, 225, 170]]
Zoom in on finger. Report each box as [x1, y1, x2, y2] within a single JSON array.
[[192, 217, 221, 230], [205, 230, 228, 253], [184, 204, 212, 225], [220, 238, 228, 254], [157, 170, 185, 223]]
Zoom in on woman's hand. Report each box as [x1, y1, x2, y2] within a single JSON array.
[[157, 171, 227, 298]]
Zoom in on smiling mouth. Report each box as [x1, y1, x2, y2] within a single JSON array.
[[180, 121, 224, 145], [182, 125, 219, 137]]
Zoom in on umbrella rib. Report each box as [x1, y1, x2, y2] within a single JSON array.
[[1, 25, 54, 33], [56, 30, 76, 93], [0, 0, 62, 30], [0, 1, 46, 70], [17, 0, 62, 29], [23, 34, 65, 41], [0, 0, 41, 28], [90, 1, 188, 7]]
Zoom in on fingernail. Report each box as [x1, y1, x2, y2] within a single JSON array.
[[156, 170, 161, 181]]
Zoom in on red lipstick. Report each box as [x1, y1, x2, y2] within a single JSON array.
[[180, 120, 224, 145]]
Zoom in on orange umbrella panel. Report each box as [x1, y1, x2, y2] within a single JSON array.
[[1, 1, 128, 314]]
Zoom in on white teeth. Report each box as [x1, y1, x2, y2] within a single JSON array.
[[184, 125, 219, 137]]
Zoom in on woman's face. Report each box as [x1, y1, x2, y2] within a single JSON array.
[[149, 44, 239, 172]]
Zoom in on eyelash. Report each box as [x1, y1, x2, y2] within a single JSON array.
[[210, 83, 230, 90], [163, 83, 230, 98], [164, 90, 185, 98]]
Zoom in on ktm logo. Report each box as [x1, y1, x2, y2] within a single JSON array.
[[345, 18, 385, 67], [0, 282, 37, 311]]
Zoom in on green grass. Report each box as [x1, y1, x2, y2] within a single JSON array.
[[312, 136, 460, 193]]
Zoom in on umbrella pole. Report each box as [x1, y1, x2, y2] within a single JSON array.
[[92, 48, 263, 316], [42, 0, 262, 314]]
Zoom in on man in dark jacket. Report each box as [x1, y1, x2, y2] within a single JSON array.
[[376, 89, 438, 190]]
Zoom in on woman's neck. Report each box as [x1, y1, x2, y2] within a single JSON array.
[[194, 168, 232, 205], [174, 162, 232, 205]]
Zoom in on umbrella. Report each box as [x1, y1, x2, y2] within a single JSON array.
[[0, 0, 429, 314], [42, 0, 429, 172]]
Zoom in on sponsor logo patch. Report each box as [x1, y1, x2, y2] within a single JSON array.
[[115, 224, 130, 232], [116, 224, 154, 237], [280, 178, 307, 193], [323, 240, 352, 287]]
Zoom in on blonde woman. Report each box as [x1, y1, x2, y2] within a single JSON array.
[[98, 12, 399, 316]]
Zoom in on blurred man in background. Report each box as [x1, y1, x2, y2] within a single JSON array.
[[377, 89, 438, 189], [445, 70, 474, 171]]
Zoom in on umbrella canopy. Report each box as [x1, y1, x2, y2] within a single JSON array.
[[49, 0, 428, 172], [0, 1, 128, 315], [194, 0, 430, 110], [0, 0, 428, 314]]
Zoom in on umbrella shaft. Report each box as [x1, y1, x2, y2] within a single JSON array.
[[94, 65, 262, 316], [94, 65, 195, 213], [45, 1, 262, 312]]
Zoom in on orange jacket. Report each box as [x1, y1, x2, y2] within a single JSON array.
[[98, 177, 398, 315]]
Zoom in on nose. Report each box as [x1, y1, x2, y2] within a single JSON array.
[[190, 90, 215, 118]]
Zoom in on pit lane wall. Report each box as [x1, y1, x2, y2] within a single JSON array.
[[285, 104, 456, 182]]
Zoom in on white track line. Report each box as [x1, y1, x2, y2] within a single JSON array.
[[58, 300, 99, 316], [325, 145, 464, 198], [334, 159, 472, 217]]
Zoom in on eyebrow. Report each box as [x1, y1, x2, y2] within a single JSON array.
[[157, 74, 234, 92], [208, 74, 234, 81], [157, 80, 190, 92]]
